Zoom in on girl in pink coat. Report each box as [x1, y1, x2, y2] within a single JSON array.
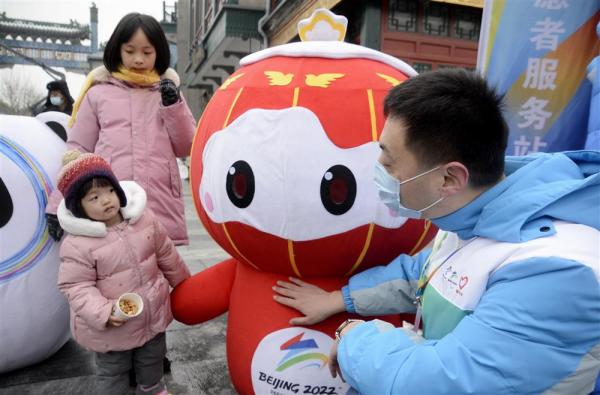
[[46, 13, 196, 245], [56, 151, 190, 395]]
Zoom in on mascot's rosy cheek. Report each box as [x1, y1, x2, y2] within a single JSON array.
[[171, 9, 437, 395], [0, 114, 70, 373]]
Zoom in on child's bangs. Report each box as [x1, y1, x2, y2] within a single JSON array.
[[81, 177, 113, 195]]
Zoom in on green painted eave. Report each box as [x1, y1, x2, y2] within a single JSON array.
[[161, 22, 177, 34], [224, 8, 263, 39], [204, 7, 264, 59]]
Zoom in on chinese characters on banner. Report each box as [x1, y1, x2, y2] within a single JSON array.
[[477, 0, 600, 155]]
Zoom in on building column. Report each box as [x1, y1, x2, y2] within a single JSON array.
[[360, 1, 381, 50]]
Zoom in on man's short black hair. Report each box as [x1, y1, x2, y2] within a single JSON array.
[[384, 68, 508, 188], [103, 13, 171, 74]]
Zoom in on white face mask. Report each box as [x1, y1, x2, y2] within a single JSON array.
[[50, 96, 64, 106], [374, 161, 444, 219]]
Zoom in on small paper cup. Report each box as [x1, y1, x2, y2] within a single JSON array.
[[114, 293, 144, 320]]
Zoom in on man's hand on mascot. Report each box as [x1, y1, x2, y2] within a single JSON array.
[[272, 277, 346, 325], [159, 79, 180, 106]]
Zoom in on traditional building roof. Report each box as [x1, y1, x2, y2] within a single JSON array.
[[0, 12, 90, 42]]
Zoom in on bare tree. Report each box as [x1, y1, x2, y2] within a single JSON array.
[[0, 69, 45, 115]]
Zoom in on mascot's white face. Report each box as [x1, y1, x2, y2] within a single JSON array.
[[0, 114, 70, 373]]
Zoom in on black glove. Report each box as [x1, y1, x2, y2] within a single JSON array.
[[46, 213, 64, 242], [159, 79, 180, 106]]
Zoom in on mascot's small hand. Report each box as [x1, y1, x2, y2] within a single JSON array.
[[45, 213, 64, 242], [159, 79, 180, 106]]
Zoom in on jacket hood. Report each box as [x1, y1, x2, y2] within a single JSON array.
[[57, 181, 147, 237], [87, 66, 181, 88], [46, 79, 74, 102], [432, 151, 600, 242], [44, 79, 74, 111]]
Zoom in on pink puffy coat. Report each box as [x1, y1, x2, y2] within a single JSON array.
[[57, 181, 190, 353], [48, 67, 195, 245]]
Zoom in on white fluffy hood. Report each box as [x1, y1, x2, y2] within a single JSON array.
[[57, 181, 147, 237]]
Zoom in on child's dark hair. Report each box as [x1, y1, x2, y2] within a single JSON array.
[[103, 13, 170, 74], [383, 69, 508, 188], [72, 177, 115, 219]]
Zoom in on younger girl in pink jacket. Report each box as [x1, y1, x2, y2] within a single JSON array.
[[46, 13, 196, 245], [56, 150, 190, 395]]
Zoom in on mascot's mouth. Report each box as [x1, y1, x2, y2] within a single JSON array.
[[218, 220, 374, 277], [211, 219, 431, 278]]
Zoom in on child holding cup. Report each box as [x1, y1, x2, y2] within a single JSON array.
[[56, 150, 190, 395]]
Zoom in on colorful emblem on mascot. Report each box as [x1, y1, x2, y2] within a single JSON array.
[[251, 328, 349, 395], [0, 114, 70, 373], [172, 9, 437, 394]]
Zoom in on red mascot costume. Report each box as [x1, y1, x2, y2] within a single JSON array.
[[171, 9, 437, 395]]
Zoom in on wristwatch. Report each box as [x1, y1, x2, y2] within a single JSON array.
[[335, 319, 364, 341]]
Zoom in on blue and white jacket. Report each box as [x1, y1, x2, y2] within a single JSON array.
[[338, 151, 600, 395]]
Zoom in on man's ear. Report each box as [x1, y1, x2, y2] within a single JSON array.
[[440, 161, 469, 197]]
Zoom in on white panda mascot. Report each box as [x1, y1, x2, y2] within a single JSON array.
[[35, 111, 70, 143], [0, 114, 70, 373]]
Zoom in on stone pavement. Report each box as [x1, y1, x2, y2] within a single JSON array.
[[0, 181, 237, 395]]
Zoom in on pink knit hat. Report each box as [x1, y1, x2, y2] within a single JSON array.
[[56, 150, 126, 217]]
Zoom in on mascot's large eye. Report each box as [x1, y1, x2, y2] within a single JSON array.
[[226, 160, 255, 208], [320, 165, 356, 215], [0, 178, 13, 228]]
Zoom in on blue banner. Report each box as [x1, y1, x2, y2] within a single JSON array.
[[477, 0, 600, 155]]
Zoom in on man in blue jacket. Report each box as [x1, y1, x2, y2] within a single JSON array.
[[273, 69, 600, 394]]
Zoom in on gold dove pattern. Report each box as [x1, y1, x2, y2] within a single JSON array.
[[305, 73, 345, 88], [376, 73, 402, 87], [264, 71, 294, 86], [220, 73, 245, 90]]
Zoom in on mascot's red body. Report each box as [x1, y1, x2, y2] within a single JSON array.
[[172, 10, 436, 394]]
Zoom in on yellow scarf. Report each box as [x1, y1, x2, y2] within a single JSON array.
[[68, 66, 160, 127]]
